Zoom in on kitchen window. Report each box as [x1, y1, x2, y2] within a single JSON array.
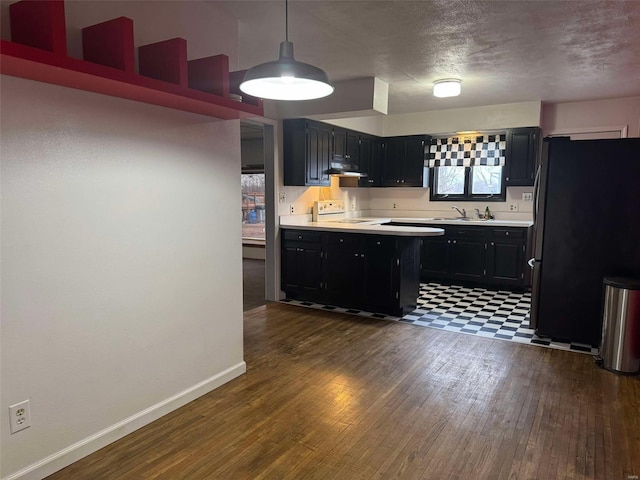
[[428, 133, 506, 201], [430, 165, 505, 201]]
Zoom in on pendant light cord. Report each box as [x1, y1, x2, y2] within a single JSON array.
[[285, 0, 289, 42]]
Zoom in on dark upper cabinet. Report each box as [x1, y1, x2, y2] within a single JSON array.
[[332, 127, 360, 164], [382, 137, 406, 186], [382, 135, 429, 187], [283, 118, 331, 186], [505, 127, 540, 186], [284, 119, 431, 189], [359, 136, 383, 187]]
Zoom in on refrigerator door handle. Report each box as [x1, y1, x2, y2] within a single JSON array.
[[529, 259, 541, 330], [533, 165, 541, 224]]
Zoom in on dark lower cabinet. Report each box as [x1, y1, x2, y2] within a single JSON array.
[[323, 233, 365, 306], [450, 238, 486, 282], [421, 236, 449, 277], [363, 236, 399, 313], [281, 230, 323, 299], [486, 228, 527, 286], [417, 224, 531, 289], [281, 229, 421, 316]]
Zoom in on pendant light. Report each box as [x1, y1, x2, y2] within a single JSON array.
[[239, 0, 334, 101]]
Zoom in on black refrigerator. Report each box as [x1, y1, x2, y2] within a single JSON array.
[[530, 137, 640, 346]]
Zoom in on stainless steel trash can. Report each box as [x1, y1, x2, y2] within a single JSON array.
[[599, 277, 640, 374]]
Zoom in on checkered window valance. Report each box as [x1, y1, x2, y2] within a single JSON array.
[[427, 134, 506, 167]]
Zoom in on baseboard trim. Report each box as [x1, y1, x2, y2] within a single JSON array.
[[3, 362, 246, 480]]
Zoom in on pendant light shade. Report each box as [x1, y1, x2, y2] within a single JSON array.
[[239, 1, 334, 101]]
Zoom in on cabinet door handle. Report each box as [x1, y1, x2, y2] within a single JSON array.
[[361, 254, 365, 258], [340, 238, 344, 242], [491, 242, 495, 246], [453, 240, 457, 244], [448, 240, 451, 244], [505, 232, 509, 236], [376, 241, 381, 245], [354, 253, 359, 257]]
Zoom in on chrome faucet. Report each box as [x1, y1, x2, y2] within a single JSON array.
[[475, 208, 482, 219], [452, 206, 466, 218]]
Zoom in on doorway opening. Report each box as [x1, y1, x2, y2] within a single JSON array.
[[241, 120, 268, 311]]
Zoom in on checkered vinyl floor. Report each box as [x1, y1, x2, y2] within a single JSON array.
[[282, 282, 599, 355]]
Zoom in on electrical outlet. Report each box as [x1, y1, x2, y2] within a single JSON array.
[[279, 192, 286, 203], [509, 203, 519, 212], [351, 202, 356, 211], [290, 204, 295, 214], [9, 400, 31, 434], [393, 203, 397, 209], [522, 192, 533, 202]]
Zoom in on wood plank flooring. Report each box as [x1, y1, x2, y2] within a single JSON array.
[[242, 258, 266, 312], [46, 303, 640, 480]]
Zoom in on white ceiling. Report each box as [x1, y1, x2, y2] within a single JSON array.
[[216, 0, 640, 115]]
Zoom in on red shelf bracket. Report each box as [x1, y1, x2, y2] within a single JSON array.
[[188, 54, 230, 98], [82, 17, 135, 73], [9, 0, 67, 55], [139, 38, 188, 87]]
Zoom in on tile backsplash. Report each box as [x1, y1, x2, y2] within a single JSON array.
[[279, 177, 533, 221]]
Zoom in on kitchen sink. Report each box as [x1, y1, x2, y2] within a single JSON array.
[[428, 217, 493, 222]]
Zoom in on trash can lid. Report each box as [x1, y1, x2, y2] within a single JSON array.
[[603, 276, 640, 290]]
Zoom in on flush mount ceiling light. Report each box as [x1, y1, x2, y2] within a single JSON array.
[[240, 0, 334, 101], [433, 79, 462, 98]]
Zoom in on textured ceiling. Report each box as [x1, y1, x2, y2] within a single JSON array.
[[216, 0, 640, 115]]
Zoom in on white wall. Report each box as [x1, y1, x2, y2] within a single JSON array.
[[0, 77, 245, 479], [381, 101, 542, 136], [541, 96, 640, 138]]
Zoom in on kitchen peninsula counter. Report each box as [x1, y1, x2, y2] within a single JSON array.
[[280, 220, 436, 316], [279, 218, 444, 236]]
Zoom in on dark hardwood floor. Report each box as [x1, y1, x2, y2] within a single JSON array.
[[243, 258, 266, 311], [46, 303, 640, 479]]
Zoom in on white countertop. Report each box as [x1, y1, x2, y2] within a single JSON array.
[[281, 219, 444, 236], [280, 216, 532, 236], [386, 217, 533, 227]]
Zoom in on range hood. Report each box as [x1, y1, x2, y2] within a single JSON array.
[[327, 160, 368, 177]]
